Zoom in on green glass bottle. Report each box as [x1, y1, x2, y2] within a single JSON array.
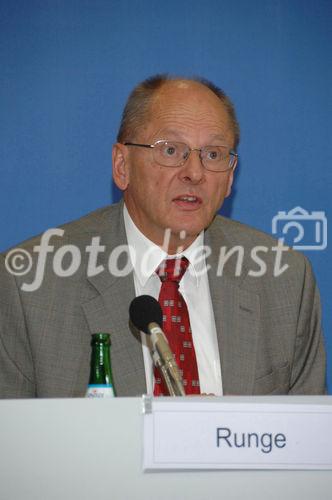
[[86, 333, 115, 398]]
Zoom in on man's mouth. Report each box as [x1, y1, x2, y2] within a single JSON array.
[[173, 195, 202, 209]]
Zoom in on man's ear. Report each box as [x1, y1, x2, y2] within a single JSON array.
[[112, 143, 130, 190], [225, 158, 238, 198]]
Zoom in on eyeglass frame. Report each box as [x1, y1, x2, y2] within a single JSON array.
[[123, 140, 238, 172]]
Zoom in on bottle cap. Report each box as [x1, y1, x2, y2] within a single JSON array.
[[91, 333, 110, 344]]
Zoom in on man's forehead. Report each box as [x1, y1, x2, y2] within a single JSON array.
[[149, 81, 227, 120], [136, 79, 235, 146], [147, 81, 231, 128]]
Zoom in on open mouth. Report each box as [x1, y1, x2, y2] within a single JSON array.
[[173, 195, 202, 209]]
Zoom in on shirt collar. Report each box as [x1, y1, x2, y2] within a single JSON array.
[[123, 204, 205, 288]]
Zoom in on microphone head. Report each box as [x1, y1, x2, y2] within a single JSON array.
[[129, 295, 163, 334]]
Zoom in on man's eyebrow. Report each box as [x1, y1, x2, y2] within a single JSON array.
[[154, 129, 183, 139], [209, 134, 228, 143], [154, 131, 229, 143]]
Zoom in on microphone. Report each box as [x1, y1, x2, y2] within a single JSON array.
[[129, 295, 185, 396]]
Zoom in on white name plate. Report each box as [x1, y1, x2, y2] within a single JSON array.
[[143, 398, 332, 470]]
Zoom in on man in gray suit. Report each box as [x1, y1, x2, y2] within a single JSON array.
[[0, 75, 326, 397]]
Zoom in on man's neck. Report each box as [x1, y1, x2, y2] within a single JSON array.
[[124, 203, 198, 254]]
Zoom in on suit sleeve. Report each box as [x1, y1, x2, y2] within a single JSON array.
[[289, 256, 326, 394], [0, 254, 36, 398]]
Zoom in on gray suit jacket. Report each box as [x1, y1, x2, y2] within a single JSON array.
[[0, 202, 326, 397]]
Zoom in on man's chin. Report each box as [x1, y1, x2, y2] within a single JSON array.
[[167, 225, 205, 245], [171, 216, 214, 236]]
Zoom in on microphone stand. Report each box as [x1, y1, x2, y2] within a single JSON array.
[[152, 349, 185, 397]]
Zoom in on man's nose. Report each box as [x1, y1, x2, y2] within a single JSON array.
[[179, 149, 205, 183]]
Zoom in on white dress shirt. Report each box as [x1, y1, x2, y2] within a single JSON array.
[[123, 205, 223, 395]]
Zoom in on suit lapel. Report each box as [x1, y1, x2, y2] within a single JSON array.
[[81, 203, 146, 396], [205, 223, 261, 395]]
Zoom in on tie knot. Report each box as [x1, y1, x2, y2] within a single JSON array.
[[156, 257, 189, 283]]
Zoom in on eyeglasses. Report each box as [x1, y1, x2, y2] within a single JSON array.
[[123, 140, 238, 172]]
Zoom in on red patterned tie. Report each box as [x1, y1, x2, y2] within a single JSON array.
[[153, 257, 200, 395]]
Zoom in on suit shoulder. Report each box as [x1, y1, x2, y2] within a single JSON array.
[[2, 203, 121, 254], [56, 203, 121, 240], [211, 215, 278, 245], [209, 215, 310, 271]]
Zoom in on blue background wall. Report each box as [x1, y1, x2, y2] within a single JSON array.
[[1, 0, 331, 391]]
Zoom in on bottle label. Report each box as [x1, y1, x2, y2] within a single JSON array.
[[86, 384, 115, 398]]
